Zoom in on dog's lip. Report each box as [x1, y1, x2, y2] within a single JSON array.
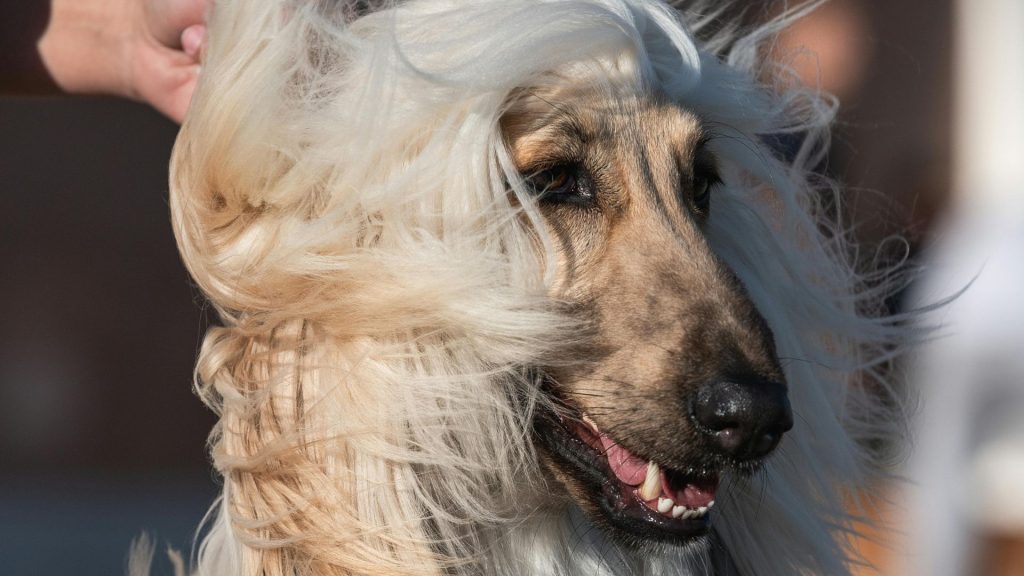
[[538, 407, 720, 543]]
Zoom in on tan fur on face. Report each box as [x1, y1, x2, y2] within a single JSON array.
[[504, 78, 785, 473]]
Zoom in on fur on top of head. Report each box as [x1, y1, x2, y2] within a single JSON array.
[[170, 1, 905, 574]]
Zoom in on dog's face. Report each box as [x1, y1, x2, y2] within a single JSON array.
[[503, 80, 793, 547]]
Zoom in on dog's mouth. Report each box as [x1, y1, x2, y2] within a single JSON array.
[[537, 405, 720, 545]]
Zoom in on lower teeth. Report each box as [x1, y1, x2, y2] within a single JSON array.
[[645, 494, 716, 519]]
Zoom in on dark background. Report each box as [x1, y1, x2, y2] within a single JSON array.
[[0, 97, 217, 575]]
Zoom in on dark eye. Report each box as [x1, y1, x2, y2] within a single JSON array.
[[691, 167, 719, 215], [524, 164, 594, 206]]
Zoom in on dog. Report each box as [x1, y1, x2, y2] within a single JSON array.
[[167, 0, 904, 574]]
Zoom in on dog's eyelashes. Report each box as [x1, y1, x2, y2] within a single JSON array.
[[524, 164, 595, 206], [532, 167, 574, 194]]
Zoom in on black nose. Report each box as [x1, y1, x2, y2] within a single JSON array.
[[690, 379, 793, 461]]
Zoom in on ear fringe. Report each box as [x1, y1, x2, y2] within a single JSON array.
[[194, 321, 449, 575], [128, 534, 188, 576], [127, 534, 156, 576]]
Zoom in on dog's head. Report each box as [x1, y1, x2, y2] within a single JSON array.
[[173, 1, 900, 574], [503, 80, 792, 546]]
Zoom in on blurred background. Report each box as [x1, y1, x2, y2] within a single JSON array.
[[1, 0, 1022, 574], [0, 100, 217, 574]]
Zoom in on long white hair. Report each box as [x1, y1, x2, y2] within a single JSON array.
[[169, 1, 907, 574]]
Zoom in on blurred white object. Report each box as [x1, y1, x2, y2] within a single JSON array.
[[911, 209, 1024, 575], [954, 0, 1024, 209], [908, 0, 1024, 574]]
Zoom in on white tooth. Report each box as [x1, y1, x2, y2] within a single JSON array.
[[707, 500, 715, 509], [696, 506, 708, 516], [657, 497, 674, 514], [682, 509, 697, 520], [639, 462, 662, 500], [671, 505, 686, 518], [582, 414, 599, 431]]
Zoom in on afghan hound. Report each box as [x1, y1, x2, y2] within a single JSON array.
[[166, 0, 906, 574]]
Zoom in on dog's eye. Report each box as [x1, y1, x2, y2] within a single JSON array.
[[524, 165, 594, 206], [690, 168, 720, 216]]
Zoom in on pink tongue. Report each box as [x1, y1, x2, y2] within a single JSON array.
[[675, 477, 717, 508], [599, 433, 648, 485]]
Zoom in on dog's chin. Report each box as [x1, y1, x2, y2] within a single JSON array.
[[535, 406, 726, 549]]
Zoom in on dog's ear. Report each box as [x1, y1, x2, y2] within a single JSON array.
[[168, 7, 447, 570]]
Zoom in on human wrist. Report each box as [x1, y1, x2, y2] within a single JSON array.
[[38, 0, 137, 97]]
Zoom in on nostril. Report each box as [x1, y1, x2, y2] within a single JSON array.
[[751, 431, 779, 457], [690, 378, 792, 461], [710, 426, 745, 453]]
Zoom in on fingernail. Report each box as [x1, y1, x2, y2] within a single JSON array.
[[182, 25, 206, 58]]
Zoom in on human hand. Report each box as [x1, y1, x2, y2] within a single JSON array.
[[39, 0, 208, 123], [135, 0, 207, 121]]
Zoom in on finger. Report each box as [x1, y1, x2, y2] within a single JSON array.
[[161, 66, 200, 123], [148, 0, 208, 49], [181, 24, 206, 60], [134, 46, 201, 123]]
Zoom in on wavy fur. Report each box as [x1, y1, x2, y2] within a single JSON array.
[[168, 1, 907, 574]]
